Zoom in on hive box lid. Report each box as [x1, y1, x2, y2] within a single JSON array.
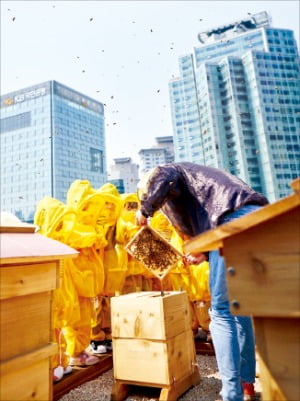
[[0, 232, 78, 264], [0, 211, 38, 233], [111, 291, 191, 340]]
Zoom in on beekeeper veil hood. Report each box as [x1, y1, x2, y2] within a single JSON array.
[[137, 167, 157, 201]]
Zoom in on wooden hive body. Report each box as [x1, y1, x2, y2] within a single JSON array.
[[111, 291, 197, 386], [0, 227, 77, 401]]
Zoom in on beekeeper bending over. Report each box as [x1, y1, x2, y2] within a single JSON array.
[[136, 162, 268, 401]]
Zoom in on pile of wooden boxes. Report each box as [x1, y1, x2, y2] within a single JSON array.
[[111, 291, 200, 401]]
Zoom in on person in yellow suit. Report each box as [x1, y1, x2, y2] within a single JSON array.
[[34, 197, 82, 379], [97, 184, 123, 295], [51, 260, 80, 380], [115, 193, 153, 293], [63, 181, 107, 365], [149, 210, 181, 292], [187, 260, 211, 336], [89, 183, 122, 354]]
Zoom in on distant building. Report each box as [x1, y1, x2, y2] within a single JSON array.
[[169, 11, 300, 201], [1, 80, 106, 222], [155, 136, 175, 164], [108, 157, 139, 194], [108, 178, 125, 194], [139, 136, 175, 176]]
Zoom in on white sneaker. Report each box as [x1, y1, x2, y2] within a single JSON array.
[[90, 340, 107, 354], [53, 366, 64, 382], [92, 344, 107, 354]]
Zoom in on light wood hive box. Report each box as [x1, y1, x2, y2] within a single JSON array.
[[111, 291, 197, 386], [0, 224, 77, 401]]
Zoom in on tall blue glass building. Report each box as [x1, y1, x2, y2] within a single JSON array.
[[1, 80, 106, 222], [169, 11, 300, 201]]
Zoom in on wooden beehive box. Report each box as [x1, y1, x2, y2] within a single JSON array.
[[0, 222, 78, 401], [111, 291, 198, 387], [125, 226, 183, 280]]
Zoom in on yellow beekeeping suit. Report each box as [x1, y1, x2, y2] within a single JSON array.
[[53, 260, 81, 363], [150, 210, 211, 331], [96, 185, 124, 296], [115, 193, 151, 293], [63, 182, 108, 355], [34, 197, 80, 368], [87, 183, 123, 342], [66, 191, 107, 297], [66, 179, 94, 208], [149, 211, 187, 292], [188, 261, 211, 331], [34, 196, 68, 239]]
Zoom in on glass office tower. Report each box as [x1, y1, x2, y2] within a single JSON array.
[[169, 11, 300, 201], [1, 80, 106, 222]]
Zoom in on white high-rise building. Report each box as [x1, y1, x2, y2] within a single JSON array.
[[169, 11, 300, 202], [138, 136, 174, 176], [108, 157, 139, 194]]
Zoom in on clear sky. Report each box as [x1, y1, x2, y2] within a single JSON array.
[[1, 0, 299, 168]]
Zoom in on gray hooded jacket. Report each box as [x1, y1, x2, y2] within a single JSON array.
[[139, 162, 269, 237]]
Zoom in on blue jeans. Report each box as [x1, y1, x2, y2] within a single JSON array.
[[209, 205, 260, 401]]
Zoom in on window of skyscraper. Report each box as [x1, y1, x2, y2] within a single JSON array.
[[90, 148, 104, 173], [1, 112, 31, 133]]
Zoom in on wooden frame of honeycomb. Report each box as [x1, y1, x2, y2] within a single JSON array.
[[125, 225, 183, 280]]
